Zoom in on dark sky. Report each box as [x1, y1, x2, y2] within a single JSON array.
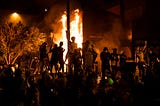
[[0, 0, 59, 14], [0, 0, 119, 14], [0, 0, 56, 8]]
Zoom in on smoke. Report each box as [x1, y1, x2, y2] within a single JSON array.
[[94, 18, 132, 70], [43, 2, 83, 44], [44, 2, 66, 26], [95, 18, 123, 54], [35, 0, 59, 8], [43, 1, 131, 57], [91, 18, 133, 72], [43, 1, 66, 44]]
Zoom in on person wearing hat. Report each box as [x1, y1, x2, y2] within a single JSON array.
[[100, 47, 111, 81]]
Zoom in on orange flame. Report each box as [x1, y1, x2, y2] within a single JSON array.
[[52, 9, 83, 64], [70, 9, 83, 48]]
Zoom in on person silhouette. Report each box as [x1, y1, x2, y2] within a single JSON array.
[[39, 42, 48, 73], [57, 41, 65, 73], [100, 47, 111, 81], [66, 36, 78, 74]]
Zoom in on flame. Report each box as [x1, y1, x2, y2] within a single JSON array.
[[62, 9, 83, 60], [70, 9, 83, 48], [52, 9, 83, 67], [61, 13, 68, 62]]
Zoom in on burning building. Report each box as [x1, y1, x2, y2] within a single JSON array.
[[40, 0, 134, 72], [44, 9, 83, 62], [2, 0, 159, 71]]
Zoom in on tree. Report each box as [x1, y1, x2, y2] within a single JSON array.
[[0, 21, 46, 65]]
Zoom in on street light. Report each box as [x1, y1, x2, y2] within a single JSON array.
[[12, 12, 19, 18], [9, 12, 22, 23]]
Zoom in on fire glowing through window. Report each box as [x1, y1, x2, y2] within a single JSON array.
[[53, 9, 83, 64]]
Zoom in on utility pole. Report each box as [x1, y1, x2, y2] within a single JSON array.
[[66, 0, 70, 74]]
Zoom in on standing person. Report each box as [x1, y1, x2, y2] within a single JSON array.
[[83, 41, 96, 75], [73, 48, 83, 75], [110, 48, 119, 77], [100, 47, 111, 81], [135, 41, 147, 79], [119, 51, 127, 72], [39, 42, 48, 73], [29, 57, 40, 75], [49, 44, 59, 74], [66, 36, 78, 74], [58, 41, 65, 74], [148, 48, 157, 68], [90, 44, 98, 72]]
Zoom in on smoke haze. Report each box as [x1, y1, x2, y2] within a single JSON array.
[[43, 1, 131, 56]]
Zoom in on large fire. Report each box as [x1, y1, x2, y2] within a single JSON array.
[[52, 9, 83, 63]]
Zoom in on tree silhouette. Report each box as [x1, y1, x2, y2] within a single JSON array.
[[0, 21, 46, 65]]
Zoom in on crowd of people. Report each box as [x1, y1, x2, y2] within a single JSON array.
[[0, 38, 160, 106]]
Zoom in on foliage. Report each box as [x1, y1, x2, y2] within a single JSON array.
[[0, 21, 46, 65]]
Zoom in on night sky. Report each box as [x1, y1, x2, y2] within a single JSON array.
[[0, 0, 119, 14], [0, 0, 59, 14]]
